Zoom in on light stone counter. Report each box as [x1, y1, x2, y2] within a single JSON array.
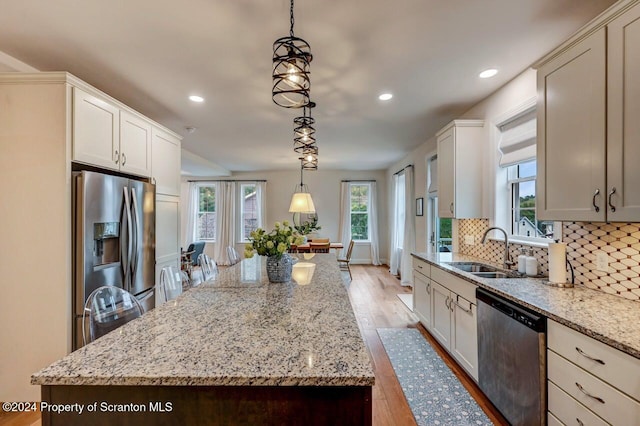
[[412, 252, 640, 359], [32, 254, 374, 387]]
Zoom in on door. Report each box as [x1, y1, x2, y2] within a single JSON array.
[[607, 3, 640, 221], [430, 280, 451, 350], [437, 127, 455, 218], [72, 87, 120, 171], [451, 295, 478, 381], [120, 111, 152, 177], [537, 28, 606, 221], [413, 270, 431, 329], [128, 179, 156, 299], [74, 171, 128, 317]]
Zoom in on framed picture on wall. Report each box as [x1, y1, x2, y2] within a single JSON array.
[[416, 197, 424, 216]]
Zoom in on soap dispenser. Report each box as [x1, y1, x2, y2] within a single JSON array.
[[525, 248, 538, 276], [517, 248, 527, 274]]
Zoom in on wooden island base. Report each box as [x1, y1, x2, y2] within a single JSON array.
[[41, 384, 372, 425]]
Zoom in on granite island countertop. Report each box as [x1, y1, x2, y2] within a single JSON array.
[[412, 252, 640, 360], [32, 254, 375, 387]]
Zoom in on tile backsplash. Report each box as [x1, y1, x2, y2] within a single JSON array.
[[457, 219, 640, 302]]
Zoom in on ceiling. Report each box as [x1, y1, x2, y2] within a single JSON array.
[[0, 0, 616, 173]]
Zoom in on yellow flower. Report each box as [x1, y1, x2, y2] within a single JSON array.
[[266, 241, 274, 249], [283, 220, 289, 226], [277, 242, 287, 253], [274, 221, 281, 228], [244, 250, 254, 259]]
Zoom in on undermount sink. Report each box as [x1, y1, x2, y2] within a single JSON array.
[[447, 262, 521, 279]]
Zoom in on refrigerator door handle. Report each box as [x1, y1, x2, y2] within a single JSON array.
[[123, 187, 133, 291], [130, 187, 140, 279]]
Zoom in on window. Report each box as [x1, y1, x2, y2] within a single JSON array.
[[350, 183, 371, 241], [507, 160, 554, 240], [197, 185, 216, 240], [240, 183, 260, 242]]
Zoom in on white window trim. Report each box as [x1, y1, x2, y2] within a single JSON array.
[[238, 183, 261, 243], [350, 182, 372, 242]]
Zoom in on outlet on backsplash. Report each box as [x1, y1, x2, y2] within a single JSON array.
[[457, 219, 640, 302]]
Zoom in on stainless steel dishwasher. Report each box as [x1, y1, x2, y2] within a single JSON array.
[[476, 288, 546, 426]]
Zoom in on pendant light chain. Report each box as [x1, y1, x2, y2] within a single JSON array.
[[290, 0, 295, 37]]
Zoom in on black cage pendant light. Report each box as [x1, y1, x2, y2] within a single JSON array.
[[300, 148, 318, 171], [293, 101, 316, 153], [272, 0, 312, 108]]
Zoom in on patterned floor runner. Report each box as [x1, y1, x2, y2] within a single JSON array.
[[377, 328, 493, 426]]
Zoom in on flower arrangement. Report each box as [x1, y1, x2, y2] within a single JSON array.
[[294, 215, 322, 236], [245, 220, 304, 259]]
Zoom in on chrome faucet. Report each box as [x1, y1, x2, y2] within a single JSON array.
[[481, 227, 516, 270]]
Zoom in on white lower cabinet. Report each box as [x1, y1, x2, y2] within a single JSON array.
[[547, 320, 640, 425], [156, 194, 180, 306], [429, 275, 478, 381], [413, 269, 431, 329]]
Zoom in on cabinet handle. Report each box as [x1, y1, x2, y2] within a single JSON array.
[[452, 298, 472, 314], [575, 347, 605, 365], [114, 150, 119, 164], [592, 189, 600, 212], [450, 202, 454, 214], [121, 152, 127, 166], [608, 187, 617, 212], [426, 282, 430, 294], [444, 296, 450, 310], [576, 419, 584, 426], [417, 264, 423, 269], [575, 382, 605, 404]]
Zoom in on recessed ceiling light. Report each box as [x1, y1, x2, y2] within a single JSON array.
[[479, 69, 498, 79], [189, 95, 204, 103], [379, 93, 393, 101]]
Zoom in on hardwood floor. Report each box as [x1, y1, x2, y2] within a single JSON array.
[[2, 264, 507, 426], [346, 265, 508, 426]]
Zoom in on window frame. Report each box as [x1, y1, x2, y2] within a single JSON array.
[[349, 182, 372, 242], [196, 183, 216, 242]]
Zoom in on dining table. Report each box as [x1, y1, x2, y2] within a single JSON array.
[[293, 242, 343, 253]]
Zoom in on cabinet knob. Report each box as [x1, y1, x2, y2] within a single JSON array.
[[114, 150, 119, 164], [592, 189, 600, 212]]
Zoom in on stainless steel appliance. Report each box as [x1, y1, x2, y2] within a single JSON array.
[[477, 288, 546, 426], [73, 170, 155, 349]]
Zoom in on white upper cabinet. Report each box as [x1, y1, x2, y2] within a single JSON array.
[[607, 2, 640, 221], [120, 110, 152, 177], [72, 86, 169, 179], [537, 29, 607, 221], [73, 88, 120, 171], [436, 120, 484, 219], [151, 127, 181, 196], [536, 1, 640, 222]]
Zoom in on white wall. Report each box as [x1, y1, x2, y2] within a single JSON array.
[[181, 169, 389, 264], [386, 68, 537, 266]]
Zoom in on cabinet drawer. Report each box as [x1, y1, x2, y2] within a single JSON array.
[[548, 381, 608, 426], [431, 267, 476, 302], [547, 412, 563, 426], [548, 320, 640, 401], [548, 350, 640, 425], [412, 257, 430, 276]]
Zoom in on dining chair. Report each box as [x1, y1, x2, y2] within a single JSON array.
[[198, 253, 218, 281], [309, 242, 330, 253], [227, 246, 241, 265], [82, 285, 144, 346], [159, 265, 183, 303], [180, 270, 192, 291], [337, 240, 355, 280]]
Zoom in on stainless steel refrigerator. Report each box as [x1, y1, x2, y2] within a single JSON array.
[[72, 170, 156, 349]]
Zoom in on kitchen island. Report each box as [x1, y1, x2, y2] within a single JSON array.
[[32, 254, 374, 425]]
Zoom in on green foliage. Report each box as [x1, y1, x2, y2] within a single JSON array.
[[351, 213, 369, 240], [199, 187, 215, 212], [350, 185, 369, 212], [245, 221, 304, 259], [439, 218, 452, 238], [294, 215, 322, 235]]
